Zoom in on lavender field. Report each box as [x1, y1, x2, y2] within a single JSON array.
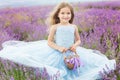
[[0, 1, 120, 80]]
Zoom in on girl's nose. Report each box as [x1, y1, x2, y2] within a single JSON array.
[[64, 14, 68, 16]]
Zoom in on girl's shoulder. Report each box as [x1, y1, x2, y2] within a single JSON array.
[[70, 24, 78, 29], [50, 24, 58, 30], [50, 24, 63, 30], [55, 23, 77, 27], [69, 24, 79, 32], [50, 24, 78, 30], [71, 24, 77, 27]]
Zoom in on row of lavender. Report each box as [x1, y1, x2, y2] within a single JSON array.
[[0, 58, 60, 80], [0, 1, 120, 80], [0, 5, 53, 49], [74, 2, 120, 79], [74, 8, 120, 59]]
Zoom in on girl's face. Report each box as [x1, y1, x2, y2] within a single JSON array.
[[58, 7, 72, 24]]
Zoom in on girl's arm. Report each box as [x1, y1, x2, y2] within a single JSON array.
[[47, 25, 68, 52], [70, 25, 81, 52], [74, 25, 81, 46]]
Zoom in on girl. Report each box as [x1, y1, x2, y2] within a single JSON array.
[[0, 2, 116, 80]]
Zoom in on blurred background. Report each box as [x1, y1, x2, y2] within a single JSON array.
[[0, 0, 120, 80], [0, 0, 111, 8]]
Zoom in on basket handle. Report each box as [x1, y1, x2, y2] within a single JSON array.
[[62, 49, 79, 60]]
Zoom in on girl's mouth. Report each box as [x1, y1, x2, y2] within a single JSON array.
[[63, 18, 69, 20]]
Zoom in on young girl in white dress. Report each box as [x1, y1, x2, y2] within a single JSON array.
[[0, 2, 116, 80]]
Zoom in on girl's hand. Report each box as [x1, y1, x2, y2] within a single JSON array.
[[58, 47, 68, 53], [70, 44, 77, 52]]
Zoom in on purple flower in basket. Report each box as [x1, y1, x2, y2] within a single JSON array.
[[64, 51, 81, 70]]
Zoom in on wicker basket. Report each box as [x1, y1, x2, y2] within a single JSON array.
[[64, 51, 80, 70]]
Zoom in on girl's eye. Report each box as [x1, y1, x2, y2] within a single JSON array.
[[61, 12, 64, 14], [67, 12, 70, 14]]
